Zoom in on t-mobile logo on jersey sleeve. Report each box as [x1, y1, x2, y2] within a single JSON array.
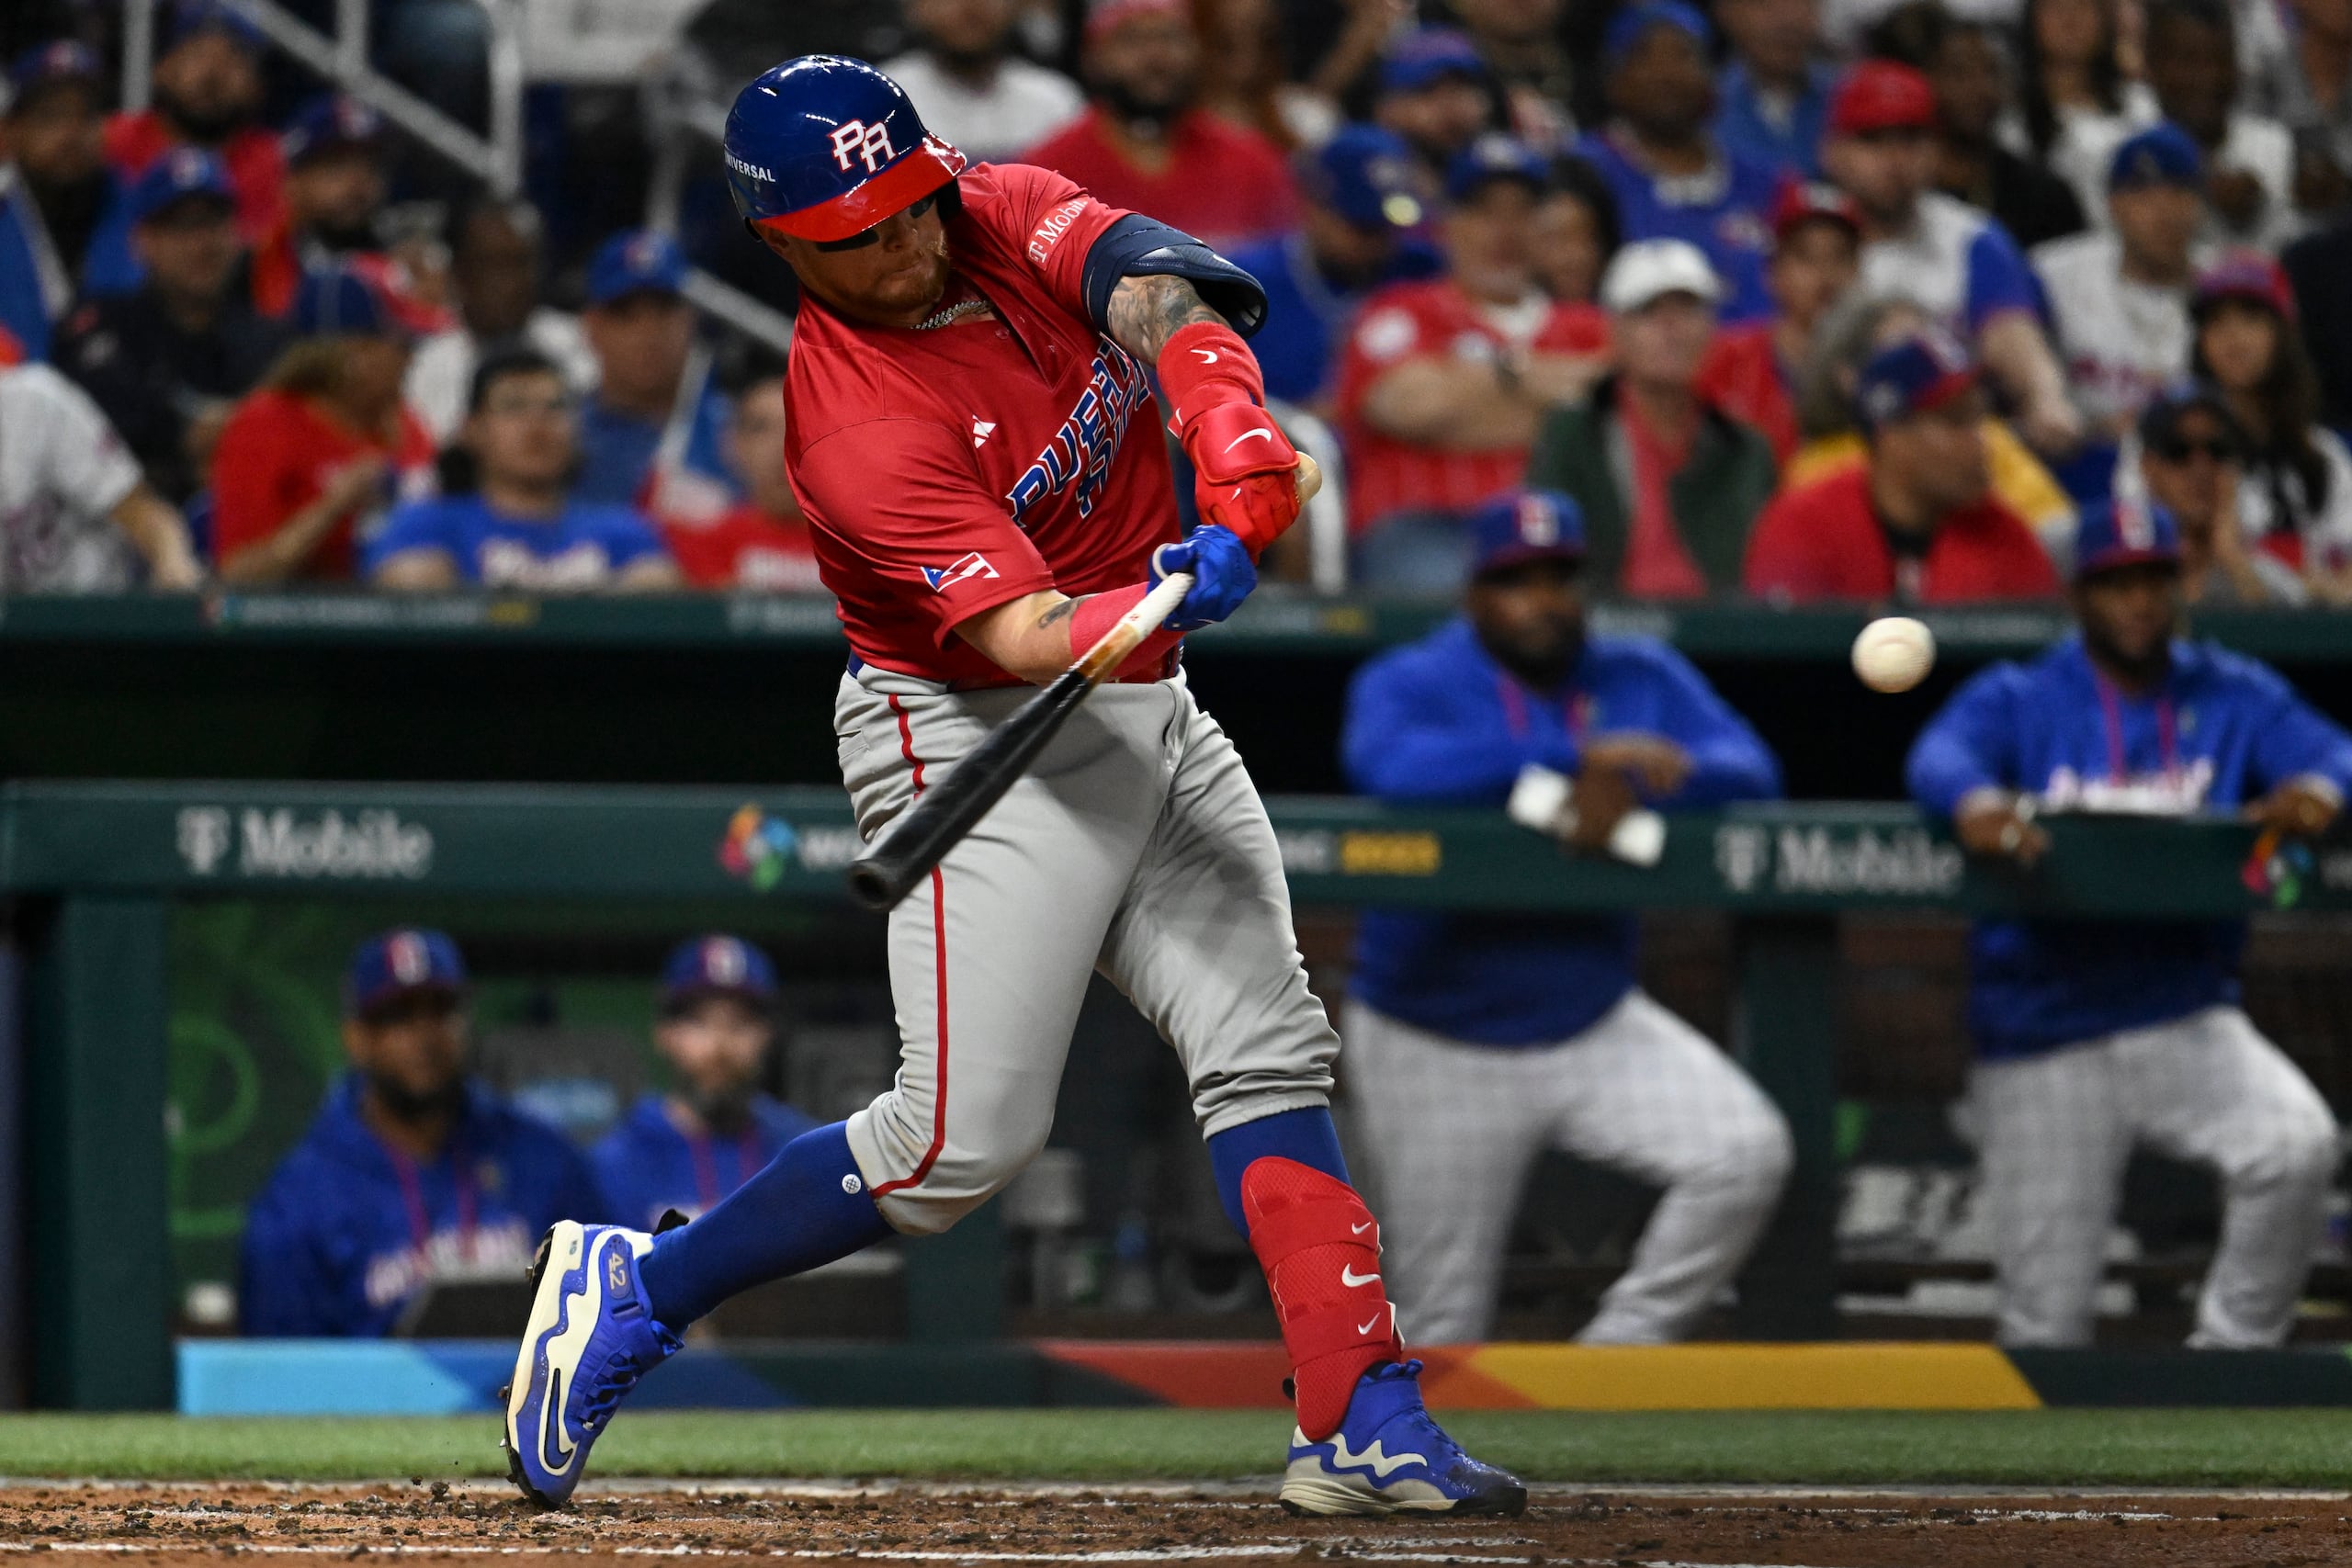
[[1004, 341, 1152, 526], [922, 552, 999, 591]]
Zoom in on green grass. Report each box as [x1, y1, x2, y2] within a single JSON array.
[[0, 1410, 2350, 1488]]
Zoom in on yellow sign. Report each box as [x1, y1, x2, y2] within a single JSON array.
[[1339, 831, 1442, 875]]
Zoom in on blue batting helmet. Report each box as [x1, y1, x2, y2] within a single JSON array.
[[723, 56, 967, 243]]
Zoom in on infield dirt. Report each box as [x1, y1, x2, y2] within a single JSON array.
[[0, 1482, 2342, 1567]]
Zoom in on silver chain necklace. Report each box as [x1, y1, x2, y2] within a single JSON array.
[[916, 297, 991, 331]]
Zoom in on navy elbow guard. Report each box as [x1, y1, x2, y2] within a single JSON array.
[[1082, 215, 1268, 338]]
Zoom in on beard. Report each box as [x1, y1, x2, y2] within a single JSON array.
[[1095, 74, 1194, 135], [1482, 617, 1584, 690], [157, 85, 254, 144], [368, 1071, 467, 1124], [683, 1080, 757, 1134]]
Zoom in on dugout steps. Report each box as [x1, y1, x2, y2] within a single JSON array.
[[175, 1339, 2352, 1416]]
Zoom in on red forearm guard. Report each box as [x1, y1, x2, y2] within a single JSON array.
[[1240, 1157, 1405, 1440], [1067, 582, 1181, 680], [1156, 321, 1265, 432]]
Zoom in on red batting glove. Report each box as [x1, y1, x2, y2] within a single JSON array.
[[1182, 402, 1300, 554], [1157, 321, 1302, 556]]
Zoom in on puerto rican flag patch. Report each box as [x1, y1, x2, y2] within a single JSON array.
[[922, 552, 999, 591]]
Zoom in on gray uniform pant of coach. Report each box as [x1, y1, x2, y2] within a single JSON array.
[[1967, 1004, 2338, 1348], [1349, 995, 1793, 1345], [835, 668, 1338, 1235]]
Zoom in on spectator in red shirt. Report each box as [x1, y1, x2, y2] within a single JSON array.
[[1335, 135, 1612, 587], [104, 3, 285, 245], [209, 265, 433, 584], [1018, 0, 1296, 253], [1746, 329, 2063, 602], [1696, 181, 1861, 463], [659, 367, 822, 592], [250, 96, 422, 326]]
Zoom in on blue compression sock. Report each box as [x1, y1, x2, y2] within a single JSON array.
[[1205, 1106, 1351, 1240], [637, 1121, 892, 1329]]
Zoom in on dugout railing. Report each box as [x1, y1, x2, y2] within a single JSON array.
[[1, 781, 2342, 1408]]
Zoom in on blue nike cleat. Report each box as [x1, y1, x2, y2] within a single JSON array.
[[1279, 1359, 1528, 1516], [503, 1221, 681, 1508]]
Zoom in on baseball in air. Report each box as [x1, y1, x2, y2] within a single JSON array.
[[1851, 615, 1936, 693]]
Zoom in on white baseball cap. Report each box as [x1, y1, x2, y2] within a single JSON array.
[[1599, 239, 1721, 314]]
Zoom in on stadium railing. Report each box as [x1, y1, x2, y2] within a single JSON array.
[[2, 780, 2337, 1408]]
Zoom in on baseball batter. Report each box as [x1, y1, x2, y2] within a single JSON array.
[[502, 56, 1524, 1517], [1908, 497, 2352, 1348]]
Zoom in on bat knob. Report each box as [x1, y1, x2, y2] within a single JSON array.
[[843, 858, 903, 912]]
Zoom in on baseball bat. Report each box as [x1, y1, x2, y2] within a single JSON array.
[[843, 455, 1322, 912]]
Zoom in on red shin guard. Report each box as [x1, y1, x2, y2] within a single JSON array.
[[1239, 1156, 1404, 1440]]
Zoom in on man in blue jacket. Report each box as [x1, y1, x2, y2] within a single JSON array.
[[238, 930, 605, 1337], [1908, 499, 2350, 1348], [1341, 489, 1792, 1344], [594, 935, 820, 1232]]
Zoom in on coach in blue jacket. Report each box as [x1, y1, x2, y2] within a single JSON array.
[[1908, 499, 2351, 1349], [1340, 490, 1792, 1344], [593, 935, 819, 1232], [238, 930, 605, 1337]]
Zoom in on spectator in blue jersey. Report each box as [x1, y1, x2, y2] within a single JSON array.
[[1372, 29, 1500, 182], [1575, 2, 1785, 324], [1825, 60, 2084, 456], [367, 347, 679, 592], [1341, 490, 1790, 1345], [1908, 499, 2352, 1348], [1713, 0, 1836, 178], [593, 936, 821, 1233], [0, 42, 138, 361], [1225, 126, 1439, 413], [572, 230, 736, 522], [238, 930, 606, 1337]]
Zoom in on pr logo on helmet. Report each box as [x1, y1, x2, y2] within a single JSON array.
[[829, 120, 899, 174]]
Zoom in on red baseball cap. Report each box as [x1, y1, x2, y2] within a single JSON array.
[[1827, 61, 1938, 138], [1770, 180, 1861, 244], [2192, 250, 2298, 323]]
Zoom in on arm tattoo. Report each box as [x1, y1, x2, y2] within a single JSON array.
[[1035, 598, 1079, 630], [1105, 274, 1226, 362]]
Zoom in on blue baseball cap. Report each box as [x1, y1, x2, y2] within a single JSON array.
[[2109, 122, 2203, 192], [345, 928, 467, 1016], [1469, 490, 1587, 578], [281, 93, 386, 165], [167, 0, 265, 53], [9, 39, 102, 102], [292, 264, 405, 338], [1604, 0, 1713, 66], [1302, 124, 1428, 231], [126, 147, 235, 225], [2074, 496, 2182, 581], [1445, 133, 1552, 203], [587, 230, 687, 308], [660, 934, 779, 1011], [1380, 28, 1489, 95], [1856, 328, 1977, 432]]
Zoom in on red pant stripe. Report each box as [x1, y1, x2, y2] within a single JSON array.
[[875, 694, 948, 1199]]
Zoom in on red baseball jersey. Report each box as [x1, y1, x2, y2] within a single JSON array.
[[660, 503, 824, 592], [1743, 465, 2062, 604], [786, 163, 1182, 684], [1333, 279, 1609, 535]]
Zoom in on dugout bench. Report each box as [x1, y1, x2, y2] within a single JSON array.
[[1, 781, 2340, 1409]]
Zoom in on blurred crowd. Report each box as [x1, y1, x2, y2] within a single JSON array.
[[2, 0, 2351, 599]]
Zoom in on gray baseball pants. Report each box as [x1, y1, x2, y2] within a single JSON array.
[[1968, 1005, 2337, 1348], [1347, 992, 1793, 1345], [834, 667, 1339, 1235]]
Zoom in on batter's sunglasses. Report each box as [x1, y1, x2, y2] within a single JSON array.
[[810, 192, 941, 252]]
